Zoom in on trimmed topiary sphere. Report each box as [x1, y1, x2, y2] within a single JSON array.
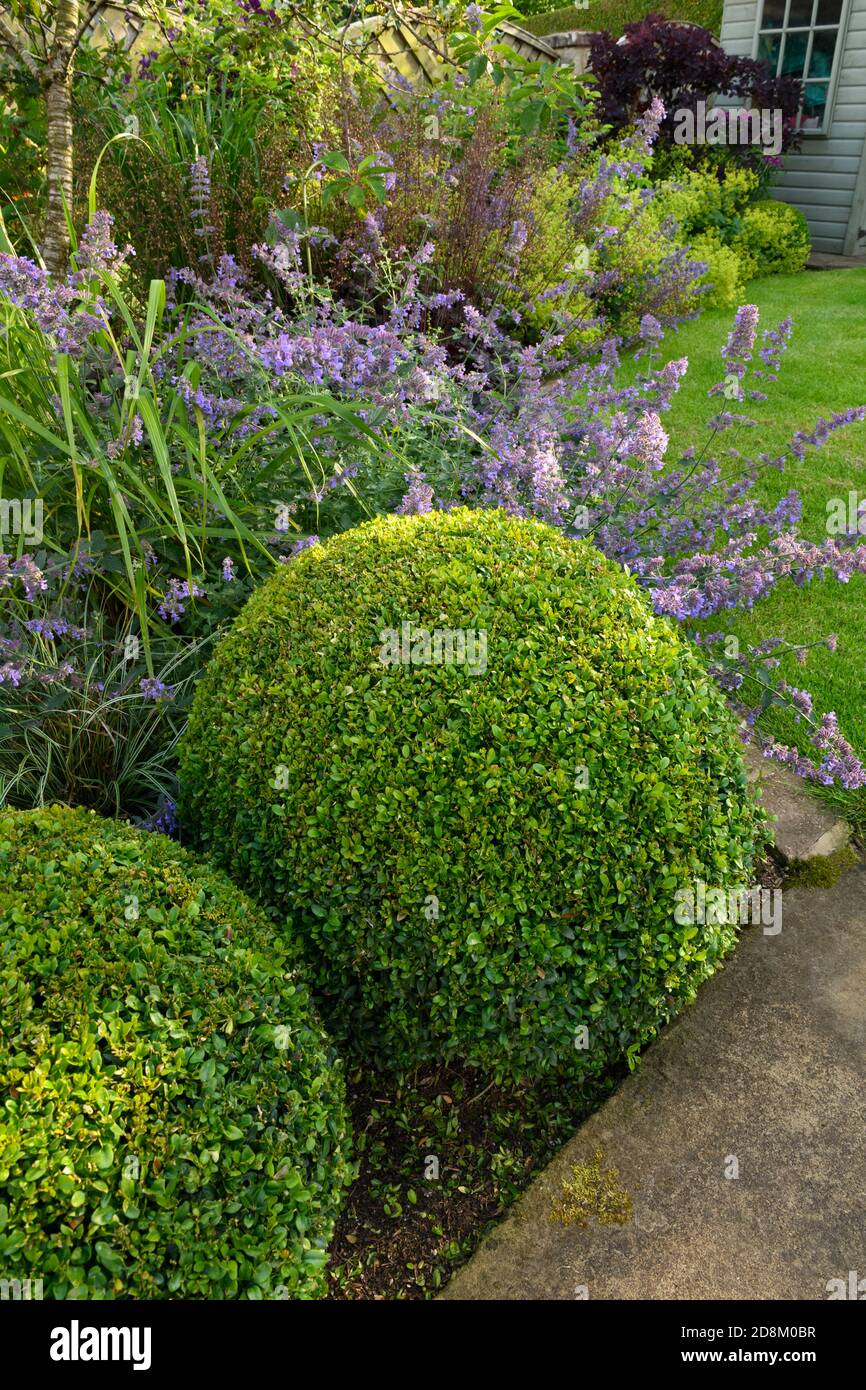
[[178, 508, 765, 1081], [0, 806, 352, 1300]]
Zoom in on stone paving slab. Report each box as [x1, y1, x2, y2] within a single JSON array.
[[441, 867, 866, 1300], [743, 745, 850, 862]]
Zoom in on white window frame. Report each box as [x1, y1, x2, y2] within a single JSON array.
[[751, 0, 853, 137]]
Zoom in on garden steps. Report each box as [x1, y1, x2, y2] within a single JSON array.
[[743, 744, 851, 864], [441, 793, 866, 1300]]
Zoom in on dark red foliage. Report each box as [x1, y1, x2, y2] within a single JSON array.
[[589, 13, 802, 156]]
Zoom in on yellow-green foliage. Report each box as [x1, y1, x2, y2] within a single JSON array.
[[516, 166, 593, 333], [515, 162, 703, 339], [179, 507, 765, 1084], [654, 165, 810, 307], [0, 806, 352, 1300], [732, 200, 812, 278], [658, 165, 761, 234], [688, 234, 750, 308]]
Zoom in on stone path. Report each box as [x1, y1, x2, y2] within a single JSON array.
[[442, 862, 866, 1301]]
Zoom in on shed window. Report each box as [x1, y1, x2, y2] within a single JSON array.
[[756, 0, 849, 133]]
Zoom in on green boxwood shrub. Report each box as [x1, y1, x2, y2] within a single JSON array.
[[0, 806, 352, 1300], [178, 509, 765, 1083]]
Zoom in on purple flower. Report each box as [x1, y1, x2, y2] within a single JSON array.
[[158, 577, 205, 623], [75, 210, 134, 277], [640, 314, 663, 340], [139, 676, 174, 701], [0, 661, 25, 686], [396, 468, 435, 516], [289, 535, 319, 558], [465, 3, 483, 36]]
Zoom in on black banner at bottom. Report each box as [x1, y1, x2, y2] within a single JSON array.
[[1, 1297, 860, 1376]]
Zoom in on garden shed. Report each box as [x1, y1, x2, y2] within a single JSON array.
[[720, 0, 866, 255]]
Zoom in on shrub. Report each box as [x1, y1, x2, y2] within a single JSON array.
[[178, 508, 766, 1084], [685, 233, 746, 307], [651, 163, 778, 305], [0, 805, 352, 1299], [589, 12, 801, 168], [732, 199, 811, 278], [655, 163, 761, 242]]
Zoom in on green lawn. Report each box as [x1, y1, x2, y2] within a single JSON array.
[[652, 269, 866, 828], [520, 0, 723, 38]]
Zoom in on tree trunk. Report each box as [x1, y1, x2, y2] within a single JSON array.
[[42, 0, 80, 275]]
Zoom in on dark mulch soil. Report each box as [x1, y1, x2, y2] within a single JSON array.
[[326, 1062, 619, 1300], [756, 849, 787, 890]]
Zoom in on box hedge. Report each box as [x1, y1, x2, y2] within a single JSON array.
[[178, 508, 765, 1082], [0, 806, 352, 1300]]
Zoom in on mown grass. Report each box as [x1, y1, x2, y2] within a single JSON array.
[[653, 269, 866, 830], [519, 0, 723, 38]]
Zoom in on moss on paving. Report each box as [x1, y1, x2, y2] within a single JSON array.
[[785, 844, 860, 890], [550, 1149, 634, 1228]]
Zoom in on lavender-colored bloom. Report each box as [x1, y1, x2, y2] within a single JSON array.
[[75, 210, 134, 277], [639, 314, 664, 342], [505, 219, 529, 259], [465, 3, 484, 36], [158, 577, 205, 623], [140, 798, 179, 837], [139, 676, 174, 701], [723, 304, 759, 374], [396, 468, 435, 516], [190, 156, 215, 243], [289, 535, 319, 558]]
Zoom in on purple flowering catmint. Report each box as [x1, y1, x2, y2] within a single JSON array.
[[465, 3, 484, 37], [288, 535, 319, 558], [157, 577, 205, 623], [189, 156, 215, 257], [396, 468, 435, 516], [639, 314, 663, 342], [139, 676, 174, 701], [8, 556, 47, 602], [505, 219, 529, 260], [75, 210, 134, 278], [722, 304, 760, 379], [0, 251, 105, 356]]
